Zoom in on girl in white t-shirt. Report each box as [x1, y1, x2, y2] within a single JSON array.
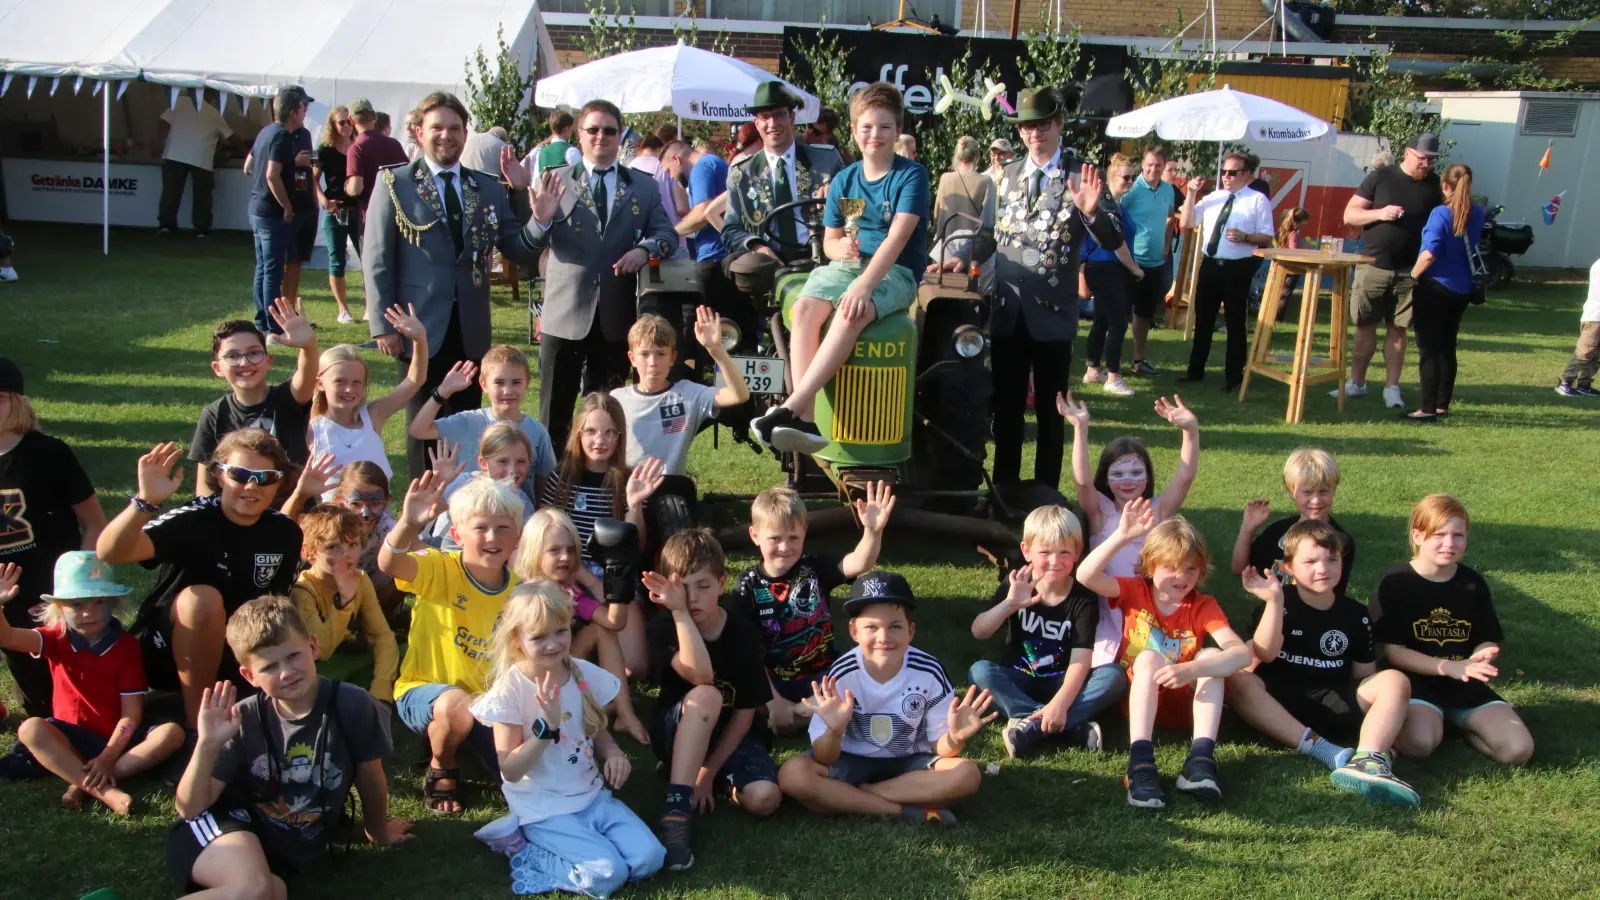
[[471, 581, 664, 897], [306, 305, 428, 488], [1058, 392, 1201, 666]]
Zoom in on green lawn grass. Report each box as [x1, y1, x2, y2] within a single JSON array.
[[3, 222, 1599, 899]]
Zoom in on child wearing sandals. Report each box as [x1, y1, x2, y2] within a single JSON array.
[[306, 304, 428, 488], [1371, 494, 1534, 765], [470, 581, 664, 897], [511, 509, 649, 745], [0, 553, 184, 813], [1058, 391, 1200, 692], [381, 471, 524, 814]]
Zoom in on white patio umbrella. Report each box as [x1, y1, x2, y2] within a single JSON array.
[[1106, 85, 1331, 144], [535, 41, 820, 124]]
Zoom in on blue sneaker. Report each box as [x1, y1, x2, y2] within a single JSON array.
[[1576, 385, 1600, 398], [1331, 751, 1420, 807], [1177, 754, 1222, 801], [1125, 763, 1165, 809], [1556, 381, 1583, 397]]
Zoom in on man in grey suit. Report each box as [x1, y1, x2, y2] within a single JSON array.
[[364, 91, 544, 479], [984, 86, 1122, 488], [721, 82, 843, 265], [508, 99, 676, 449]]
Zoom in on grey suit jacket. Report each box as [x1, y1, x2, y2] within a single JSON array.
[[363, 158, 541, 360], [721, 142, 843, 258], [528, 163, 677, 343], [983, 152, 1124, 343]]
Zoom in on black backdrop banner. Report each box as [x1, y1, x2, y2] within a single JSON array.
[[780, 27, 1130, 117]]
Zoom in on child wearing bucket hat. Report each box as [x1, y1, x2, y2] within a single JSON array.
[[0, 552, 185, 814]]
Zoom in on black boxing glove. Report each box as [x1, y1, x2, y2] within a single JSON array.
[[587, 518, 642, 605]]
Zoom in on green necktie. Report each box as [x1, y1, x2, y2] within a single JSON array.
[[773, 156, 797, 247], [1029, 169, 1045, 212], [592, 167, 612, 230], [439, 171, 464, 255], [1206, 193, 1235, 258]]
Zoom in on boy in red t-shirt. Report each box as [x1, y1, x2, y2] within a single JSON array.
[[1079, 498, 1251, 810], [0, 552, 185, 814]]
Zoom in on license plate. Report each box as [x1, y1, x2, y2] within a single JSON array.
[[718, 356, 786, 395]]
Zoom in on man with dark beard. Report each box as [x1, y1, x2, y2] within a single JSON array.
[[363, 92, 546, 478]]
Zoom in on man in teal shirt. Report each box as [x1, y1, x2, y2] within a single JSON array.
[[1120, 146, 1179, 375]]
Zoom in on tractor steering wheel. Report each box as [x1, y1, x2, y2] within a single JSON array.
[[758, 196, 828, 258]]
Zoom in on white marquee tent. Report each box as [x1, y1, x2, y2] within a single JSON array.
[[0, 0, 562, 250]]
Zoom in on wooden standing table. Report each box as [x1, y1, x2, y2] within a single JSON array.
[[1239, 247, 1374, 423]]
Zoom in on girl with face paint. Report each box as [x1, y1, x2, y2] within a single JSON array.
[[1057, 391, 1202, 672]]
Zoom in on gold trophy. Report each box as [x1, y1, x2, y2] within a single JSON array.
[[837, 197, 866, 269]]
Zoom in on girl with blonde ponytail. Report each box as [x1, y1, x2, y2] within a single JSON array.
[[1407, 162, 1486, 422], [471, 580, 665, 895], [306, 303, 430, 487]]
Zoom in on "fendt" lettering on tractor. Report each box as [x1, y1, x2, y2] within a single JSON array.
[[852, 340, 908, 360]]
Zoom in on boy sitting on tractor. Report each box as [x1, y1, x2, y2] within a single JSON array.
[[750, 82, 929, 455]]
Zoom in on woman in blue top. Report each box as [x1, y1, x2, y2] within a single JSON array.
[[1406, 163, 1485, 422], [1081, 156, 1149, 397]]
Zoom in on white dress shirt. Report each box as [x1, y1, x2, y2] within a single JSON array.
[[1019, 148, 1062, 203], [764, 143, 808, 243], [1194, 187, 1274, 261]]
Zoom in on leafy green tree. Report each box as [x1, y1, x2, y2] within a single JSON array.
[[1126, 28, 1220, 170], [1345, 44, 1447, 155], [782, 25, 858, 155], [917, 46, 1007, 182], [1017, 23, 1103, 162], [462, 24, 540, 153], [1445, 20, 1587, 91]]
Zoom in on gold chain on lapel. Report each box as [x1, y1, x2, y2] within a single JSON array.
[[382, 168, 439, 247]]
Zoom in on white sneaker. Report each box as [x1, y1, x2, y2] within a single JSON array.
[[1103, 378, 1135, 397], [1330, 381, 1367, 398], [266, 333, 288, 347], [0, 267, 16, 282], [337, 310, 356, 324], [1383, 385, 1404, 408], [1082, 369, 1104, 385]]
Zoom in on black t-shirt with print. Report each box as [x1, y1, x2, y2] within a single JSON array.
[[1370, 562, 1501, 661], [1249, 515, 1357, 596], [994, 579, 1099, 679], [290, 127, 317, 213], [0, 431, 96, 609], [1355, 166, 1445, 270], [213, 678, 391, 871], [189, 381, 312, 466], [731, 554, 849, 683], [1252, 589, 1375, 685], [130, 497, 303, 690], [647, 608, 772, 727]]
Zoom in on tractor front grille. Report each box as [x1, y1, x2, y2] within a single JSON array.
[[830, 365, 905, 445]]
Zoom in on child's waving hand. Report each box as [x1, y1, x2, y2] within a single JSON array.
[[0, 562, 20, 604], [1154, 394, 1199, 431], [946, 686, 998, 742], [854, 481, 897, 535], [802, 676, 856, 733], [1117, 496, 1157, 541], [137, 442, 187, 505], [1056, 391, 1091, 428], [1241, 566, 1283, 604]]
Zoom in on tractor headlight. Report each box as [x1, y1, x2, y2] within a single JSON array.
[[953, 325, 985, 359], [719, 319, 742, 352]]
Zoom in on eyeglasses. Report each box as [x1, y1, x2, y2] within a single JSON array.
[[582, 125, 620, 137], [1221, 169, 1247, 176], [216, 463, 285, 486], [580, 426, 620, 440], [218, 349, 268, 366]]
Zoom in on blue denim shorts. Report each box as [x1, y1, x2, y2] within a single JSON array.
[[397, 682, 499, 770]]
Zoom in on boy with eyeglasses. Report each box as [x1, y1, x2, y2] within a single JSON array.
[[99, 431, 305, 727], [189, 301, 319, 497]]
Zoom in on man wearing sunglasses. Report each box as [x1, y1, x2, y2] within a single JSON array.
[[1177, 152, 1274, 392], [363, 91, 550, 480], [506, 99, 677, 449], [722, 82, 844, 266]]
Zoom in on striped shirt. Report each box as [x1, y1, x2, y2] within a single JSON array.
[[808, 645, 954, 758], [541, 470, 619, 564]]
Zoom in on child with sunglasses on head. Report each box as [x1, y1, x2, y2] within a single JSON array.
[[290, 505, 399, 705], [306, 304, 428, 492], [99, 431, 304, 728], [190, 302, 319, 498], [0, 553, 185, 814], [1057, 392, 1201, 692], [334, 461, 405, 623]]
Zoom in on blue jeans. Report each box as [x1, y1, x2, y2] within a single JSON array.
[[251, 213, 293, 334], [509, 792, 665, 897], [968, 661, 1127, 723], [319, 208, 360, 278]]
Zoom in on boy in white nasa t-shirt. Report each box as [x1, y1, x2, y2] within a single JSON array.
[[776, 570, 997, 825]]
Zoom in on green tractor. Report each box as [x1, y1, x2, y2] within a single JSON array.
[[646, 195, 1067, 564]]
